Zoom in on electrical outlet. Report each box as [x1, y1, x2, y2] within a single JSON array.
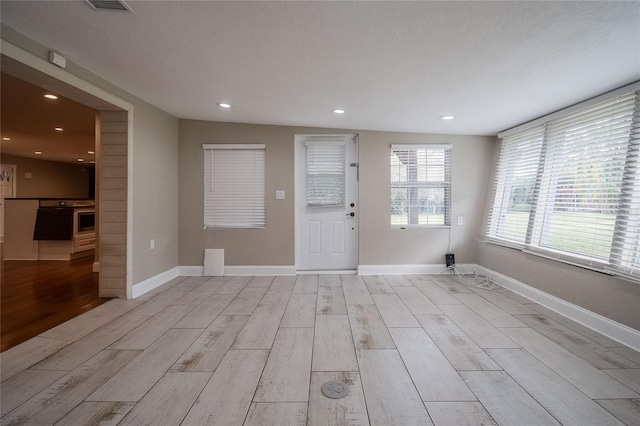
[[457, 216, 464, 225], [150, 239, 155, 250]]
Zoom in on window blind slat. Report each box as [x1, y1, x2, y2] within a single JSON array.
[[306, 141, 346, 208]]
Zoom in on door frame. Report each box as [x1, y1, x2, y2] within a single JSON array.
[[294, 134, 359, 273]]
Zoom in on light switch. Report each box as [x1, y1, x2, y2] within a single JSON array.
[[276, 190, 285, 200], [457, 216, 464, 225], [150, 239, 155, 250]]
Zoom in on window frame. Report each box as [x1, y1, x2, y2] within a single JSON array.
[[390, 144, 452, 228], [487, 83, 640, 281]]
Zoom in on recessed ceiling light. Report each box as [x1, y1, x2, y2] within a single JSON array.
[[77, 158, 85, 162], [35, 151, 42, 155], [332, 109, 345, 114], [217, 102, 232, 109], [88, 150, 95, 154], [2, 137, 10, 141], [54, 127, 64, 132], [44, 94, 58, 100], [440, 115, 455, 120]]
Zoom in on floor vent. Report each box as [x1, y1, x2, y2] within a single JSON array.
[[84, 0, 135, 13]]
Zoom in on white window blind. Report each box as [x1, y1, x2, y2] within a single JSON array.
[[488, 89, 640, 280], [391, 144, 451, 227], [203, 144, 265, 229], [306, 141, 346, 208]]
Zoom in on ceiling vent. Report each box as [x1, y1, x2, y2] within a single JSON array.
[[84, 0, 135, 13]]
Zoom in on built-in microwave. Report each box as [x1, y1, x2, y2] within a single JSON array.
[[76, 209, 95, 233]]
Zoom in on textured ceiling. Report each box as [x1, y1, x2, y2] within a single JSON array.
[[1, 1, 638, 136]]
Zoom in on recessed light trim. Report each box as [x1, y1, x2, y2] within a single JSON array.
[[440, 115, 455, 120], [44, 94, 58, 100], [2, 137, 10, 141], [77, 158, 85, 162], [54, 127, 64, 132], [88, 151, 95, 155], [217, 102, 232, 109], [35, 151, 42, 155], [332, 109, 345, 114]]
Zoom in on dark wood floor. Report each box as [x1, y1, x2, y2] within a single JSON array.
[[1, 254, 108, 352]]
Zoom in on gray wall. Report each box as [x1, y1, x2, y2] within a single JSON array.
[[477, 139, 640, 330], [1, 154, 90, 199], [178, 120, 494, 267], [3, 25, 180, 286]]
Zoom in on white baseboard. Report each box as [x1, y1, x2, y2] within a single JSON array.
[[358, 264, 447, 275], [177, 265, 296, 277], [471, 264, 640, 351], [132, 267, 179, 299]]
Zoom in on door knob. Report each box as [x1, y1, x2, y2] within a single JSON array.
[[347, 212, 355, 217]]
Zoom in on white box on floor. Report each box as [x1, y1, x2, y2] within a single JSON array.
[[204, 249, 224, 276]]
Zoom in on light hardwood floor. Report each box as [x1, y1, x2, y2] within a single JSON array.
[[1, 274, 639, 425]]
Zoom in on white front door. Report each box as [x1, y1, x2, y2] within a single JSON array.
[[295, 134, 358, 271]]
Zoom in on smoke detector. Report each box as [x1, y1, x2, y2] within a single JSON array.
[[84, 0, 135, 13]]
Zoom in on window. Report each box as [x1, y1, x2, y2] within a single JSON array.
[[488, 89, 640, 280], [203, 144, 265, 228], [306, 141, 346, 208], [391, 144, 451, 227]]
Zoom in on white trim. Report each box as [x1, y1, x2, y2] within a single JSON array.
[[498, 81, 640, 138], [126, 109, 134, 298], [178, 266, 205, 276], [224, 265, 296, 276], [473, 264, 640, 351], [131, 267, 179, 298], [177, 265, 296, 276], [202, 144, 265, 150], [297, 270, 357, 275], [358, 264, 447, 275], [391, 144, 452, 150]]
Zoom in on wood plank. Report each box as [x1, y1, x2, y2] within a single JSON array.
[[87, 329, 202, 401], [245, 403, 307, 426], [340, 274, 361, 282], [437, 304, 519, 349], [281, 293, 317, 328], [308, 372, 369, 426], [470, 288, 538, 314], [429, 275, 474, 294], [317, 286, 347, 315], [383, 275, 413, 287], [293, 274, 319, 294], [32, 313, 150, 371], [453, 294, 527, 328], [362, 275, 395, 294], [131, 278, 204, 316], [1, 337, 67, 381], [372, 294, 420, 327], [416, 314, 500, 371], [488, 348, 624, 426], [460, 370, 560, 425], [342, 278, 375, 305], [172, 278, 226, 305], [181, 350, 269, 426], [313, 315, 358, 371], [247, 276, 275, 287], [501, 327, 640, 399], [347, 304, 395, 349], [390, 327, 476, 401], [1, 369, 67, 416], [53, 401, 135, 426], [394, 287, 442, 315], [603, 369, 640, 394], [260, 276, 296, 305], [232, 303, 286, 349], [515, 314, 639, 369], [108, 304, 195, 349], [214, 276, 252, 295], [595, 399, 640, 426], [410, 279, 461, 304], [2, 349, 140, 426], [254, 328, 314, 402], [357, 349, 433, 426], [172, 315, 248, 372], [173, 294, 235, 329], [424, 402, 497, 426], [611, 346, 640, 365], [117, 372, 212, 426], [221, 287, 268, 316], [531, 304, 622, 347], [319, 274, 342, 287]]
